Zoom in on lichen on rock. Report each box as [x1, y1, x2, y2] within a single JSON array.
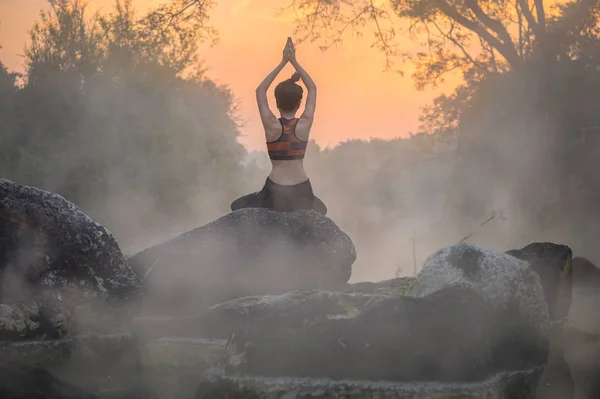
[[0, 179, 142, 339]]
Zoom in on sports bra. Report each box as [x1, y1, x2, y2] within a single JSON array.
[[266, 118, 308, 161]]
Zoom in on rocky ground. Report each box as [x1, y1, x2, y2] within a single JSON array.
[[0, 179, 598, 399]]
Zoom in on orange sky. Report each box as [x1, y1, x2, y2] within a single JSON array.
[[0, 0, 458, 150]]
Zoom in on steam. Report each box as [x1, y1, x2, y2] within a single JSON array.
[[0, 0, 594, 304]]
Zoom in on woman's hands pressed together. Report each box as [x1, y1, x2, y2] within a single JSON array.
[[283, 37, 296, 63]]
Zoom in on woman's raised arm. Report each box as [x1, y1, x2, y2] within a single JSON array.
[[290, 55, 316, 122], [255, 59, 287, 126], [256, 39, 295, 126]]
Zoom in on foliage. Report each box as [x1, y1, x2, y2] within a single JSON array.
[[287, 0, 599, 82], [0, 0, 251, 249], [284, 0, 600, 139], [281, 0, 600, 245], [449, 59, 600, 226]]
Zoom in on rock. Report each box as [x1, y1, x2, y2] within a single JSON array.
[[562, 257, 600, 399], [200, 277, 413, 340], [505, 243, 574, 399], [0, 179, 141, 300], [196, 369, 543, 399], [139, 337, 227, 399], [128, 208, 356, 315], [0, 332, 194, 399], [409, 243, 550, 371], [569, 257, 600, 334], [506, 242, 573, 321], [0, 180, 142, 339], [0, 290, 82, 340], [0, 361, 97, 399], [563, 326, 600, 399], [204, 289, 383, 340], [347, 276, 414, 297], [192, 248, 548, 397], [572, 257, 600, 288], [127, 278, 413, 340], [218, 286, 497, 382], [0, 302, 56, 341]]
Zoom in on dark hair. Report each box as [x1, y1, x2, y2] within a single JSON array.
[[274, 73, 303, 112]]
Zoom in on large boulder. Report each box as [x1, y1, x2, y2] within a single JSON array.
[[212, 285, 496, 382], [563, 257, 600, 399], [506, 242, 573, 322], [128, 208, 356, 315], [409, 243, 550, 371], [505, 243, 574, 399], [568, 256, 600, 334], [193, 246, 550, 398], [0, 179, 142, 339], [196, 283, 546, 398]]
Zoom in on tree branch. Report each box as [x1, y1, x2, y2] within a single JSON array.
[[464, 0, 517, 50], [368, 0, 397, 70], [517, 0, 523, 57], [516, 0, 541, 38], [534, 0, 546, 30], [434, 0, 521, 66], [429, 18, 481, 70]]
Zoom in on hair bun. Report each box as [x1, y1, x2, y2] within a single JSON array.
[[290, 72, 301, 83]]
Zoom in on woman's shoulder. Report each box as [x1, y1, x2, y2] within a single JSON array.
[[294, 117, 312, 141], [264, 119, 283, 142]]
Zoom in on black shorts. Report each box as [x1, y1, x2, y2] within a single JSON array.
[[231, 178, 327, 215]]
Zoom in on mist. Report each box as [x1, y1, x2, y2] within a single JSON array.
[[2, 2, 600, 398], [2, 0, 600, 287]]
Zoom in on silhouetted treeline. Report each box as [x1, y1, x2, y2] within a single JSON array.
[[0, 1, 263, 248]]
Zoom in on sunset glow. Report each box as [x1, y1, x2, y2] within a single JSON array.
[[0, 0, 459, 150]]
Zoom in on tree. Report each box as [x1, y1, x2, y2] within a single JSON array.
[[286, 0, 600, 87], [0, 0, 250, 249]]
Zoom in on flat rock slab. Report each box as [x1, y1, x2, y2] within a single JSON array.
[[0, 334, 137, 399], [128, 208, 356, 315], [0, 332, 137, 368], [0, 333, 228, 399], [196, 368, 543, 399], [139, 338, 227, 399], [346, 277, 414, 296], [130, 316, 203, 339], [140, 337, 227, 369], [205, 289, 385, 340], [223, 286, 497, 382], [0, 361, 98, 399]]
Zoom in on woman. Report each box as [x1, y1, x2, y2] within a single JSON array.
[[231, 38, 327, 215]]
